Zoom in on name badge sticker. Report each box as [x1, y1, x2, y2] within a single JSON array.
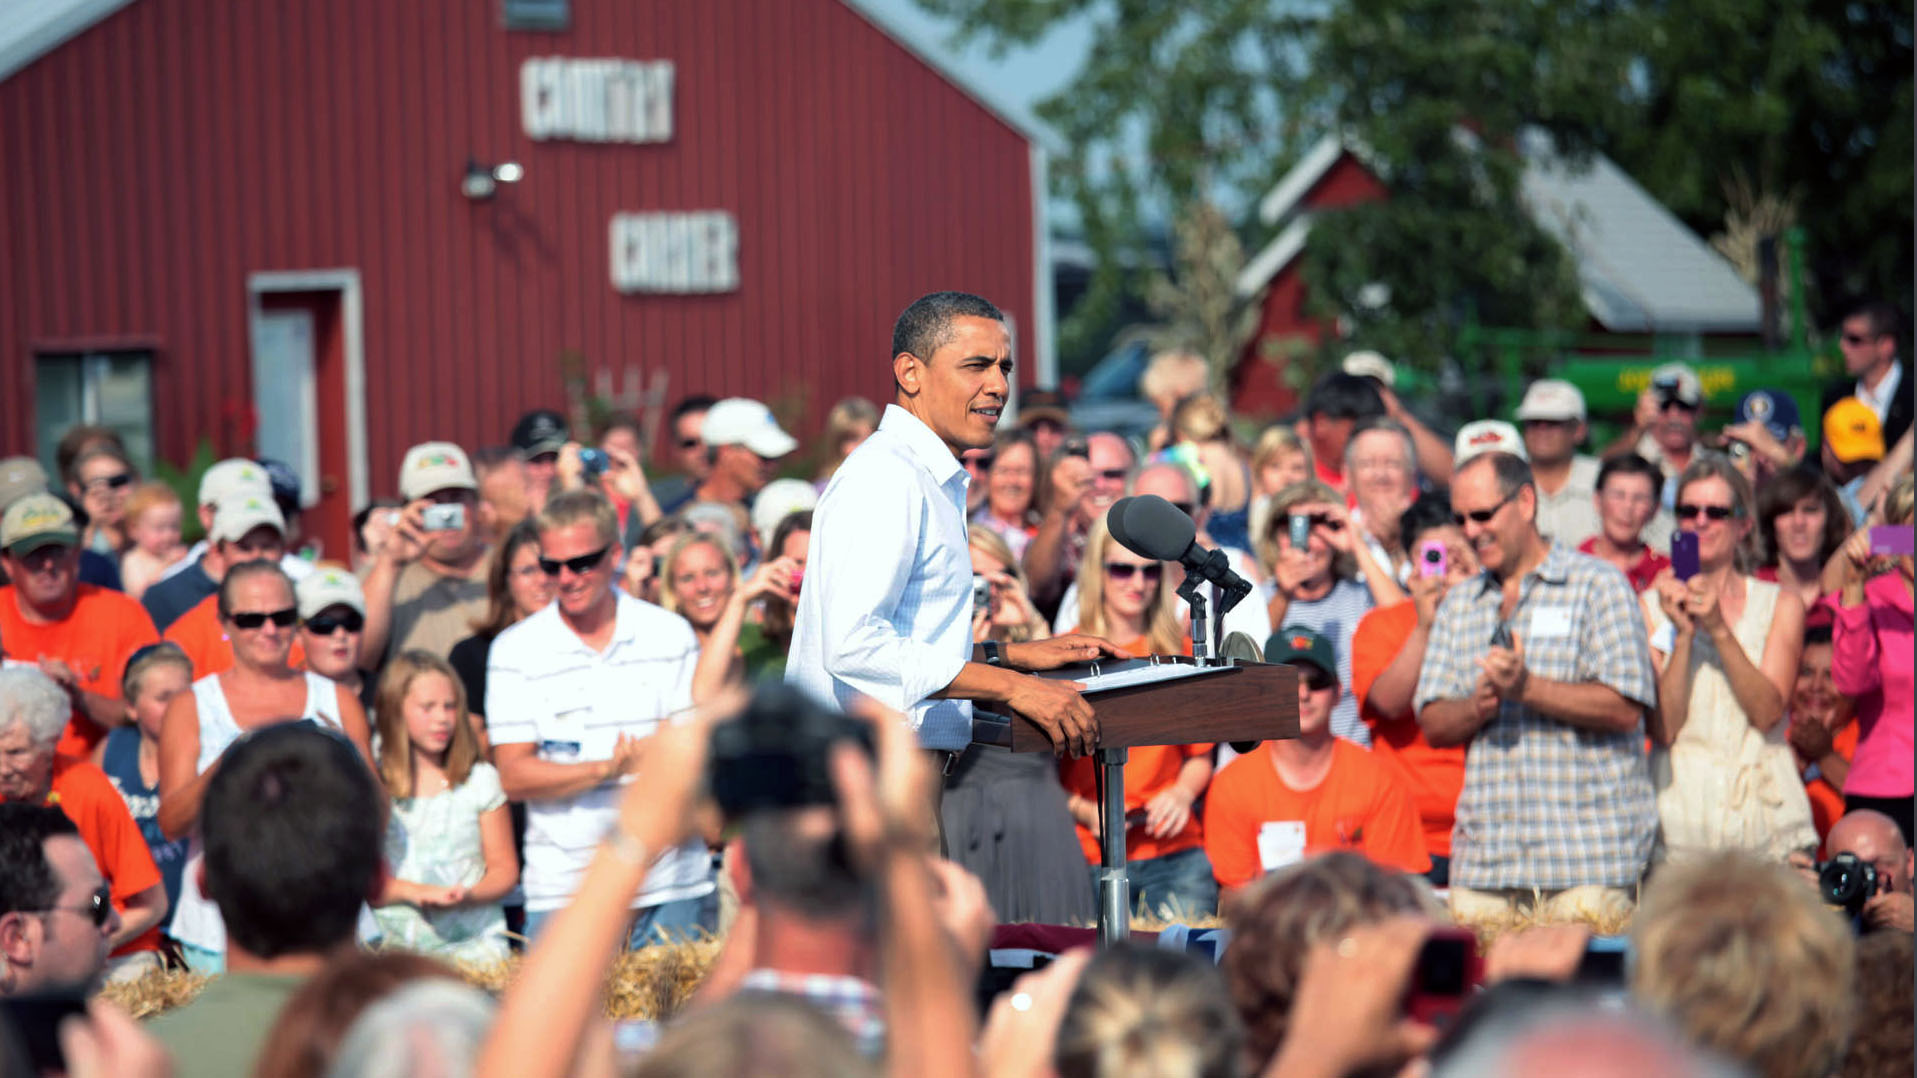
[[1258, 820, 1308, 872], [1528, 607, 1575, 640]]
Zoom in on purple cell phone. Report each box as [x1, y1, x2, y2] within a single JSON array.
[[1417, 539, 1447, 578], [1671, 531, 1700, 581], [1869, 525, 1915, 557]]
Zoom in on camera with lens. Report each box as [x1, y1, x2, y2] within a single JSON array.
[[709, 681, 874, 818], [1817, 852, 1880, 918]]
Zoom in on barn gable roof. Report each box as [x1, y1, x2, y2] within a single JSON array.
[[1238, 129, 1761, 334], [0, 0, 1061, 151]]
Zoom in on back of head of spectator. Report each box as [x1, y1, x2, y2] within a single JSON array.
[[739, 806, 869, 927], [327, 976, 497, 1078], [752, 479, 820, 556], [0, 802, 115, 997], [1821, 397, 1884, 482], [1755, 465, 1850, 571], [681, 499, 749, 565], [202, 721, 383, 962], [1053, 942, 1244, 1078], [1142, 352, 1211, 423], [1841, 931, 1914, 1078], [667, 393, 721, 481], [1432, 997, 1747, 1078], [1630, 851, 1854, 1078], [250, 948, 464, 1078], [1169, 392, 1233, 448], [1302, 372, 1386, 480], [631, 993, 874, 1078], [1222, 852, 1433, 1065]]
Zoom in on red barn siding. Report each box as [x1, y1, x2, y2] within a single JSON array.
[[2, 0, 1036, 551]]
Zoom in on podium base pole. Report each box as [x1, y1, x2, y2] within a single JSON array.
[[1096, 746, 1129, 948]]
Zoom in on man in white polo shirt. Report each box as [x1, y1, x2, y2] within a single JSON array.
[[485, 488, 710, 945]]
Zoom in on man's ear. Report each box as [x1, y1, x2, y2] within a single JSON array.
[[893, 352, 924, 398], [0, 911, 34, 965]]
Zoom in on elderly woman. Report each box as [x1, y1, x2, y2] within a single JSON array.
[[1755, 465, 1852, 615], [1257, 479, 1404, 745], [159, 560, 372, 973], [1643, 457, 1812, 862], [1056, 517, 1219, 919], [939, 526, 1096, 925], [0, 666, 169, 979]]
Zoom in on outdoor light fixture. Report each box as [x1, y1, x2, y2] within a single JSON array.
[[461, 159, 524, 200]]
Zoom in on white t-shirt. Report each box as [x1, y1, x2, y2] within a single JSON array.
[[485, 591, 710, 912]]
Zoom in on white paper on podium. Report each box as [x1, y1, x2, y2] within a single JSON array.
[[1036, 657, 1220, 693]]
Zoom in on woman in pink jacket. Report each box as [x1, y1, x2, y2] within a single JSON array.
[[1825, 475, 1914, 844]]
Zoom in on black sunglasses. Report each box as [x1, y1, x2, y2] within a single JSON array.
[[1675, 503, 1737, 521], [83, 473, 133, 492], [1655, 397, 1700, 413], [538, 545, 612, 576], [1168, 502, 1198, 518], [305, 610, 365, 635], [677, 438, 702, 450], [971, 454, 995, 471], [1300, 669, 1336, 693], [41, 883, 112, 928], [228, 607, 299, 630], [1453, 490, 1518, 527], [1104, 562, 1163, 582]]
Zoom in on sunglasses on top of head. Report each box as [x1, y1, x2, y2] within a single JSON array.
[[228, 607, 299, 630], [537, 545, 611, 576]]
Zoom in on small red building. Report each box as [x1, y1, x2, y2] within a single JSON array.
[[1, 0, 1055, 554]]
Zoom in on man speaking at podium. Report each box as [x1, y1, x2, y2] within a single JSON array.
[[788, 292, 1121, 803]]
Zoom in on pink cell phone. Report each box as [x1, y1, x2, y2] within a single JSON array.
[[1417, 539, 1447, 578], [1869, 525, 1914, 557], [1671, 531, 1700, 581]]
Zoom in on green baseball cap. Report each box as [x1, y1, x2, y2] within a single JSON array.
[[1264, 625, 1337, 681]]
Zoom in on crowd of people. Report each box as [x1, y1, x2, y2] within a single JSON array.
[[0, 290, 1910, 1078]]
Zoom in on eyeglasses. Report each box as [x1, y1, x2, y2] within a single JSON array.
[[304, 610, 365, 635], [228, 607, 299, 630], [39, 884, 112, 928], [1453, 490, 1519, 527], [538, 545, 611, 576], [1103, 562, 1163, 582], [82, 473, 133, 493], [1675, 503, 1737, 521]]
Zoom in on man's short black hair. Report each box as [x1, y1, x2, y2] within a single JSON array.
[[1841, 298, 1903, 344], [891, 291, 1005, 361], [1304, 372, 1387, 421], [1595, 452, 1662, 494], [202, 722, 382, 959], [670, 395, 720, 424], [741, 810, 870, 923], [0, 803, 80, 916], [1398, 491, 1458, 552]]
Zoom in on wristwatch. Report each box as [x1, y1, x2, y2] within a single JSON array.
[[982, 640, 1006, 667]]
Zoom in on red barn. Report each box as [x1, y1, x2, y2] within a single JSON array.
[[1, 0, 1055, 554]]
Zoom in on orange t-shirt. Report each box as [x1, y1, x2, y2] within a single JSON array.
[[163, 594, 305, 680], [1057, 634, 1209, 864], [1351, 600, 1467, 858], [1202, 739, 1430, 890], [0, 584, 159, 758], [10, 756, 165, 956], [1797, 718, 1861, 843]]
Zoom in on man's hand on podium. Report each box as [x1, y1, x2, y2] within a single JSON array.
[[1006, 634, 1126, 673], [1004, 676, 1098, 758]]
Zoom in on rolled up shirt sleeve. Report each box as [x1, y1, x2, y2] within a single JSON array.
[[1829, 596, 1883, 698]]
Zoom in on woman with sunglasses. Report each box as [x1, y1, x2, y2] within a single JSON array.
[[936, 526, 1095, 925], [1754, 465, 1853, 615], [1256, 479, 1404, 746], [66, 446, 136, 556], [975, 430, 1041, 562], [295, 567, 373, 711], [158, 560, 372, 973], [1642, 457, 1813, 863], [1055, 517, 1220, 919]]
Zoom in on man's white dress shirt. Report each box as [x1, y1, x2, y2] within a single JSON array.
[[787, 405, 976, 751]]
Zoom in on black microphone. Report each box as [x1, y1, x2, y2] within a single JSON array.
[[1107, 495, 1254, 613]]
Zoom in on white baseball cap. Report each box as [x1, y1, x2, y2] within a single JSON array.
[[209, 493, 286, 544], [1514, 379, 1587, 423], [198, 458, 273, 509], [751, 478, 819, 552], [1454, 420, 1529, 464], [296, 565, 366, 620], [398, 442, 478, 501], [701, 399, 799, 458], [1341, 350, 1397, 388]]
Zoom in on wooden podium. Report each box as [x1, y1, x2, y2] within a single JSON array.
[[972, 655, 1299, 946]]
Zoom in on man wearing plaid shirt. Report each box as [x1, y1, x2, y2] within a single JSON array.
[[1415, 451, 1658, 923]]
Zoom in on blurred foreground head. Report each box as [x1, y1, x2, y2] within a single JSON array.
[[1054, 942, 1244, 1078]]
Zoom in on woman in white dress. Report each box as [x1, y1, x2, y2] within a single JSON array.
[[1643, 457, 1813, 862], [158, 560, 372, 972]]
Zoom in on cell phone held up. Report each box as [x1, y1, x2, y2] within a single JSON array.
[[1869, 524, 1914, 557], [1671, 531, 1700, 582], [1288, 513, 1312, 551], [1417, 539, 1447, 578]]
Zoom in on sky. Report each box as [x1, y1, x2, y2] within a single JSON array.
[[854, 0, 1094, 138]]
